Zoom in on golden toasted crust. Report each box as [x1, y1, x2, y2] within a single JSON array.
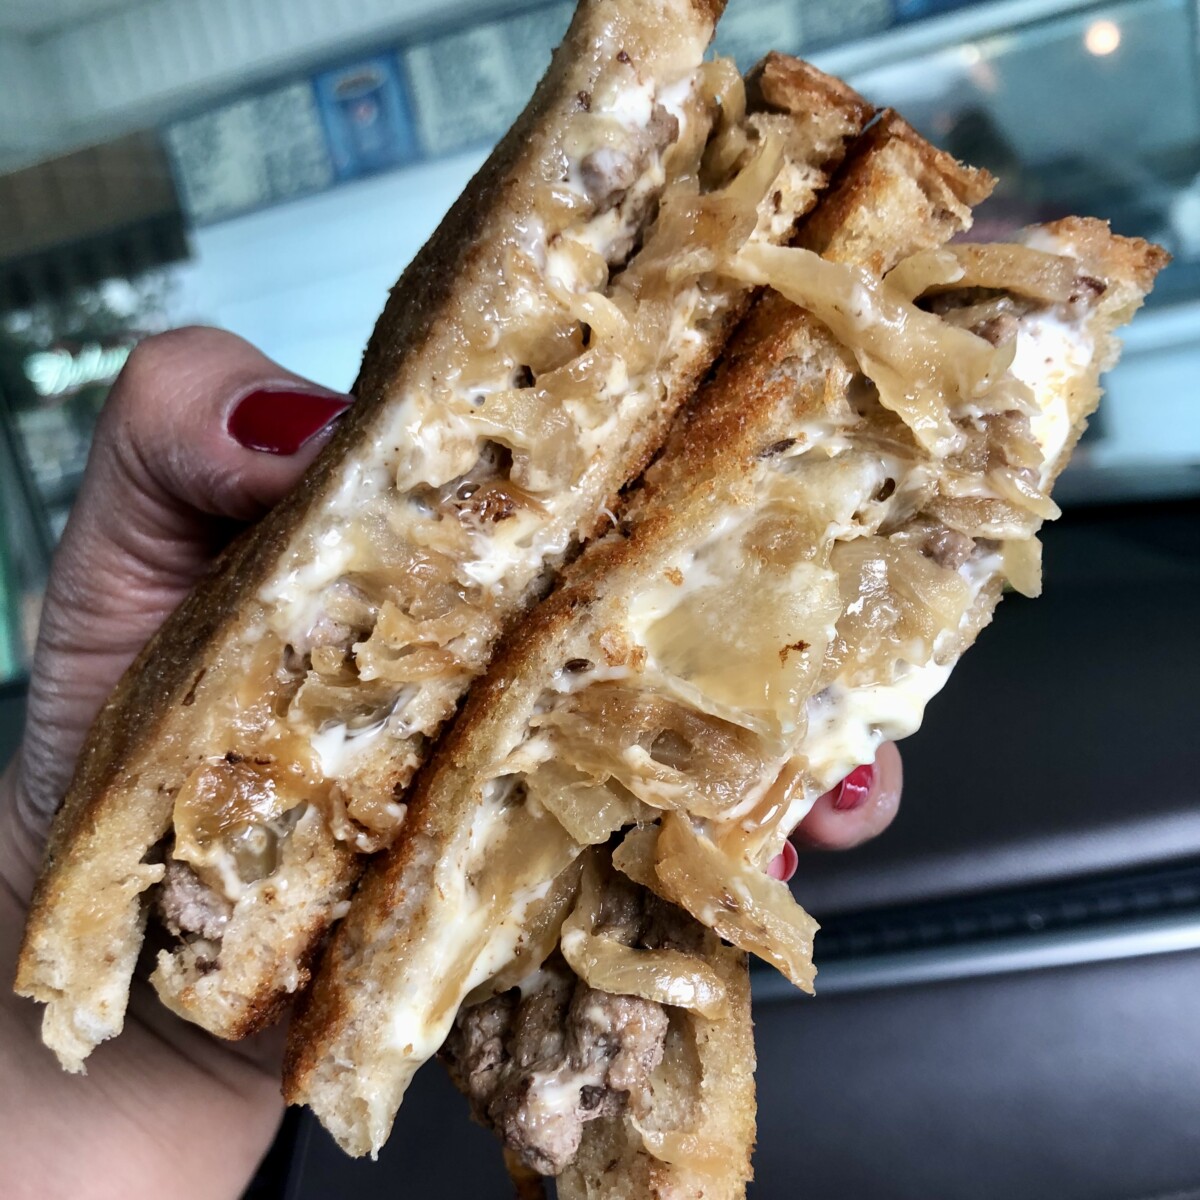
[[1032, 216, 1170, 485], [746, 53, 874, 132], [16, 0, 731, 1069], [798, 110, 993, 271], [1044, 215, 1170, 297]]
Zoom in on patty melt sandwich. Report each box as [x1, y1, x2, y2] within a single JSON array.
[[281, 97, 1163, 1191], [16, 0, 1164, 1195], [17, 0, 871, 1062]]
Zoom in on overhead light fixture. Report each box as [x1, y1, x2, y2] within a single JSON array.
[[1084, 18, 1121, 56]]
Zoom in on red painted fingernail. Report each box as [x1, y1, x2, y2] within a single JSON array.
[[832, 763, 875, 812], [227, 388, 352, 455], [767, 841, 798, 883]]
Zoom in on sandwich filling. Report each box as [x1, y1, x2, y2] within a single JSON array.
[[408, 230, 1117, 1173], [443, 864, 700, 1176], [150, 57, 831, 983]]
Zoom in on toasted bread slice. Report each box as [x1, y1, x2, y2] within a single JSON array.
[[17, 5, 879, 1067], [281, 112, 997, 1155], [286, 108, 1163, 1180], [18, 0, 735, 1067]]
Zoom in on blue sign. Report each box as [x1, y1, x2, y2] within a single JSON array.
[[315, 55, 418, 181], [893, 0, 982, 20]]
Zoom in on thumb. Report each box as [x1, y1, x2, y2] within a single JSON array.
[[92, 324, 351, 537], [10, 326, 352, 876]]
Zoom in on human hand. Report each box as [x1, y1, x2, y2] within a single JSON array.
[[1, 327, 352, 1200]]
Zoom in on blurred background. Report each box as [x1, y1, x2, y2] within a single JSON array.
[[1, 1, 1198, 1197]]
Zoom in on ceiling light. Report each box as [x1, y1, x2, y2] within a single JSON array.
[[1084, 19, 1121, 56]]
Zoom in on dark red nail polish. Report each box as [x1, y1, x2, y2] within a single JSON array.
[[833, 763, 875, 811], [227, 388, 352, 455], [767, 840, 798, 883]]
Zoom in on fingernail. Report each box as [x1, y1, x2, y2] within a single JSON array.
[[227, 388, 352, 455], [832, 763, 875, 812], [767, 841, 798, 883]]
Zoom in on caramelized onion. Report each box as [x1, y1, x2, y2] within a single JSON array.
[[469, 385, 578, 463], [732, 243, 1016, 458], [889, 243, 1080, 304], [473, 800, 582, 909], [653, 813, 819, 993], [465, 861, 583, 1004], [830, 536, 972, 682], [536, 685, 768, 819], [548, 284, 635, 351], [643, 551, 841, 735], [1002, 535, 1043, 598], [172, 745, 320, 897], [612, 826, 661, 892], [988, 467, 1061, 521], [700, 56, 747, 132], [291, 668, 398, 735], [884, 248, 964, 302], [524, 761, 650, 845], [560, 858, 729, 1018], [629, 1118, 735, 1175], [927, 492, 1042, 542], [630, 132, 783, 298]]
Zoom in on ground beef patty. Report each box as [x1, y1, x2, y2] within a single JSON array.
[[156, 857, 232, 942], [442, 874, 699, 1175]]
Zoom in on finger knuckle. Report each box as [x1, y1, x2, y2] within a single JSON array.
[[110, 328, 204, 411], [95, 329, 203, 485]]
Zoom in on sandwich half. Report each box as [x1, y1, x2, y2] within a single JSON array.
[[16, 2, 875, 1067], [284, 105, 1165, 1196]]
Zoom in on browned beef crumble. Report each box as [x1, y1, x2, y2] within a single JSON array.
[[442, 874, 699, 1175]]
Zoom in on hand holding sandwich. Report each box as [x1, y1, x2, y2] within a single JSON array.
[[0, 328, 350, 1200], [0, 326, 900, 1199]]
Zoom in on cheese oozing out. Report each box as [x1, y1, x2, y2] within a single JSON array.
[[378, 784, 574, 1132], [579, 247, 1095, 862], [732, 274, 1092, 854]]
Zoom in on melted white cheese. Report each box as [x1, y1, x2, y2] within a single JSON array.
[[259, 71, 702, 633], [530, 1071, 599, 1119], [765, 548, 1002, 844], [1008, 312, 1094, 484], [310, 718, 388, 778], [460, 505, 558, 589], [384, 876, 555, 1068], [804, 662, 952, 788], [384, 792, 557, 1084]]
